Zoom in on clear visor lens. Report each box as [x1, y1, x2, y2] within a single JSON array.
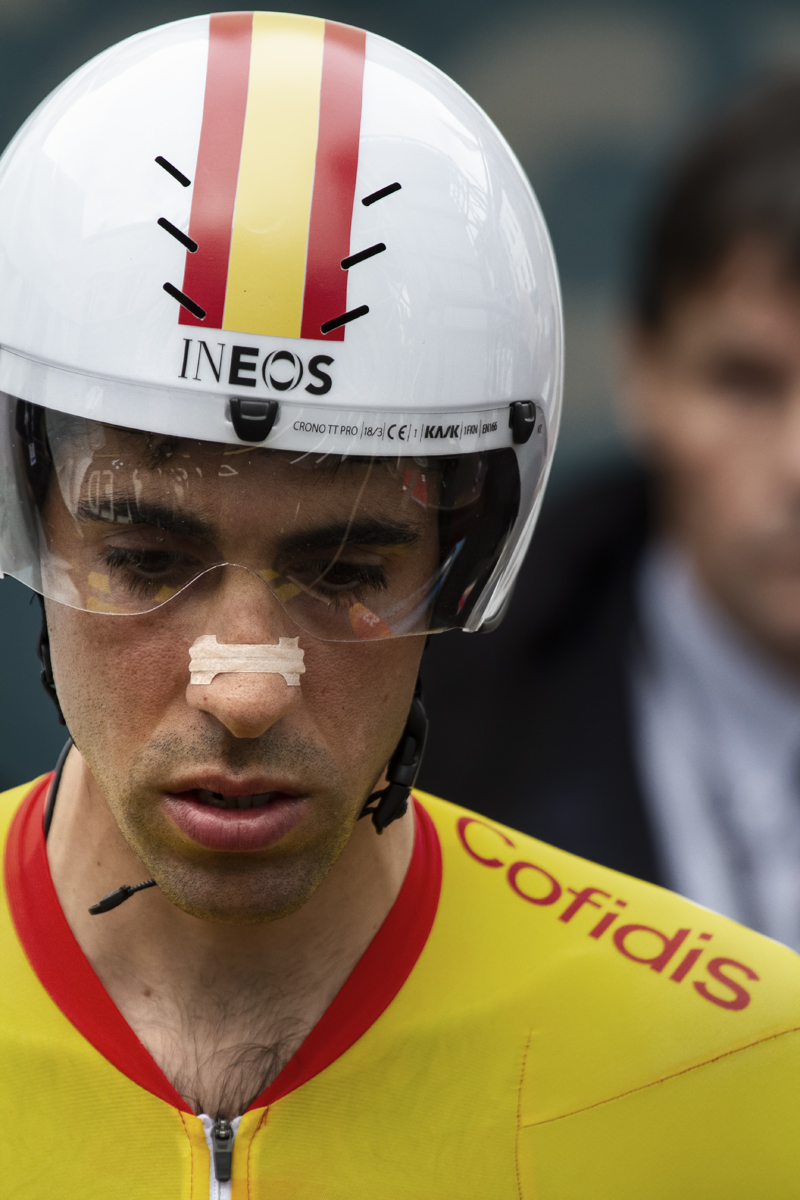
[[8, 403, 522, 640]]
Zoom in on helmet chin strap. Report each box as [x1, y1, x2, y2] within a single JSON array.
[[35, 611, 163, 915], [359, 678, 428, 834], [40, 735, 158, 917], [36, 595, 66, 727]]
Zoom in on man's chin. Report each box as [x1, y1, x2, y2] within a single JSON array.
[[152, 860, 331, 925], [132, 823, 353, 925]]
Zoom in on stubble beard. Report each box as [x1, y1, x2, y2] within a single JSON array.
[[79, 723, 365, 925]]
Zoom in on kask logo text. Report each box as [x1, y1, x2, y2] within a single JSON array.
[[179, 339, 334, 395]]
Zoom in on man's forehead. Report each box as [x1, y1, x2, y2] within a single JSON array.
[[58, 424, 440, 540], [102, 427, 416, 487]]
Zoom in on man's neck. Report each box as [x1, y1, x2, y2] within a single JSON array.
[[46, 748, 414, 1117]]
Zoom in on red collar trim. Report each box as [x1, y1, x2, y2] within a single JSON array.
[[3, 776, 442, 1113]]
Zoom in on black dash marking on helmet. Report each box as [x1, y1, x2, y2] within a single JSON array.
[[158, 218, 198, 253], [163, 282, 206, 320], [320, 305, 370, 334], [341, 243, 386, 270], [361, 182, 401, 206], [155, 156, 191, 187]]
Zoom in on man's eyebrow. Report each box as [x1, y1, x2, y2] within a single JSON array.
[[277, 518, 421, 553], [75, 498, 216, 543], [73, 502, 420, 551]]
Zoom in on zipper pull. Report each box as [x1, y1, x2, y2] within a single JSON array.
[[211, 1117, 234, 1183]]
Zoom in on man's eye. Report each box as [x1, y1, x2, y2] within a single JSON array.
[[105, 547, 185, 576], [102, 546, 203, 598], [289, 559, 388, 595]]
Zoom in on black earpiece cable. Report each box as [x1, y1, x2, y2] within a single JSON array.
[[88, 878, 158, 915], [42, 734, 157, 915], [43, 736, 73, 838]]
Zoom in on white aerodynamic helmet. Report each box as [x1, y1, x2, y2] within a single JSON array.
[[0, 11, 562, 642]]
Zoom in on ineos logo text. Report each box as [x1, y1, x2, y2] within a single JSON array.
[[179, 339, 334, 395]]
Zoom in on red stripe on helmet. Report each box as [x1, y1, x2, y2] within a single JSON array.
[[180, 11, 253, 330], [299, 22, 366, 342]]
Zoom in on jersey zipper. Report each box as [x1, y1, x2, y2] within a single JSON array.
[[200, 1114, 242, 1200]]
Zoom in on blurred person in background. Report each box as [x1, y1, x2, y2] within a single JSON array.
[[420, 78, 800, 952]]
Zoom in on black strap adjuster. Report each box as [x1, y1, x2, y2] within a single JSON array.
[[508, 400, 539, 445], [359, 680, 428, 833], [229, 398, 279, 442]]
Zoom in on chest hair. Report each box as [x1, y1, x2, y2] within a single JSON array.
[[130, 978, 313, 1118]]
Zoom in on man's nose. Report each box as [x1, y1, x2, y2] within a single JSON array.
[[184, 570, 304, 738], [186, 671, 301, 738]]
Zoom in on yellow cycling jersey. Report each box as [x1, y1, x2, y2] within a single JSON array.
[[1, 773, 800, 1199]]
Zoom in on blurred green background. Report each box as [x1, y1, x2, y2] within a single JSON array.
[[2, 0, 799, 786]]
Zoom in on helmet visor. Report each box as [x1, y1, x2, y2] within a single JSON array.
[[6, 401, 524, 640]]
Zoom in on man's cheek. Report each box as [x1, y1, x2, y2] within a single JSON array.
[[300, 653, 373, 751], [55, 618, 187, 730], [301, 645, 409, 765]]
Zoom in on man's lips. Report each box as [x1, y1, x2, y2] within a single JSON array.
[[161, 788, 306, 852], [195, 787, 279, 810]]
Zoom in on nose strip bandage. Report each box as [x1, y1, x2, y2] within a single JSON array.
[[189, 635, 306, 687]]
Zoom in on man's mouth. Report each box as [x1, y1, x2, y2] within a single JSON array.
[[195, 789, 278, 810], [162, 786, 307, 851]]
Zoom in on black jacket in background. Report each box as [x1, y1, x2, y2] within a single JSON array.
[[418, 464, 666, 886]]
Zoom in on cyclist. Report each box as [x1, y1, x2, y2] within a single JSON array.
[[0, 12, 797, 1198]]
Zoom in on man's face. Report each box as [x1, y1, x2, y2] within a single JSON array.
[[43, 430, 437, 923], [625, 240, 800, 669]]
